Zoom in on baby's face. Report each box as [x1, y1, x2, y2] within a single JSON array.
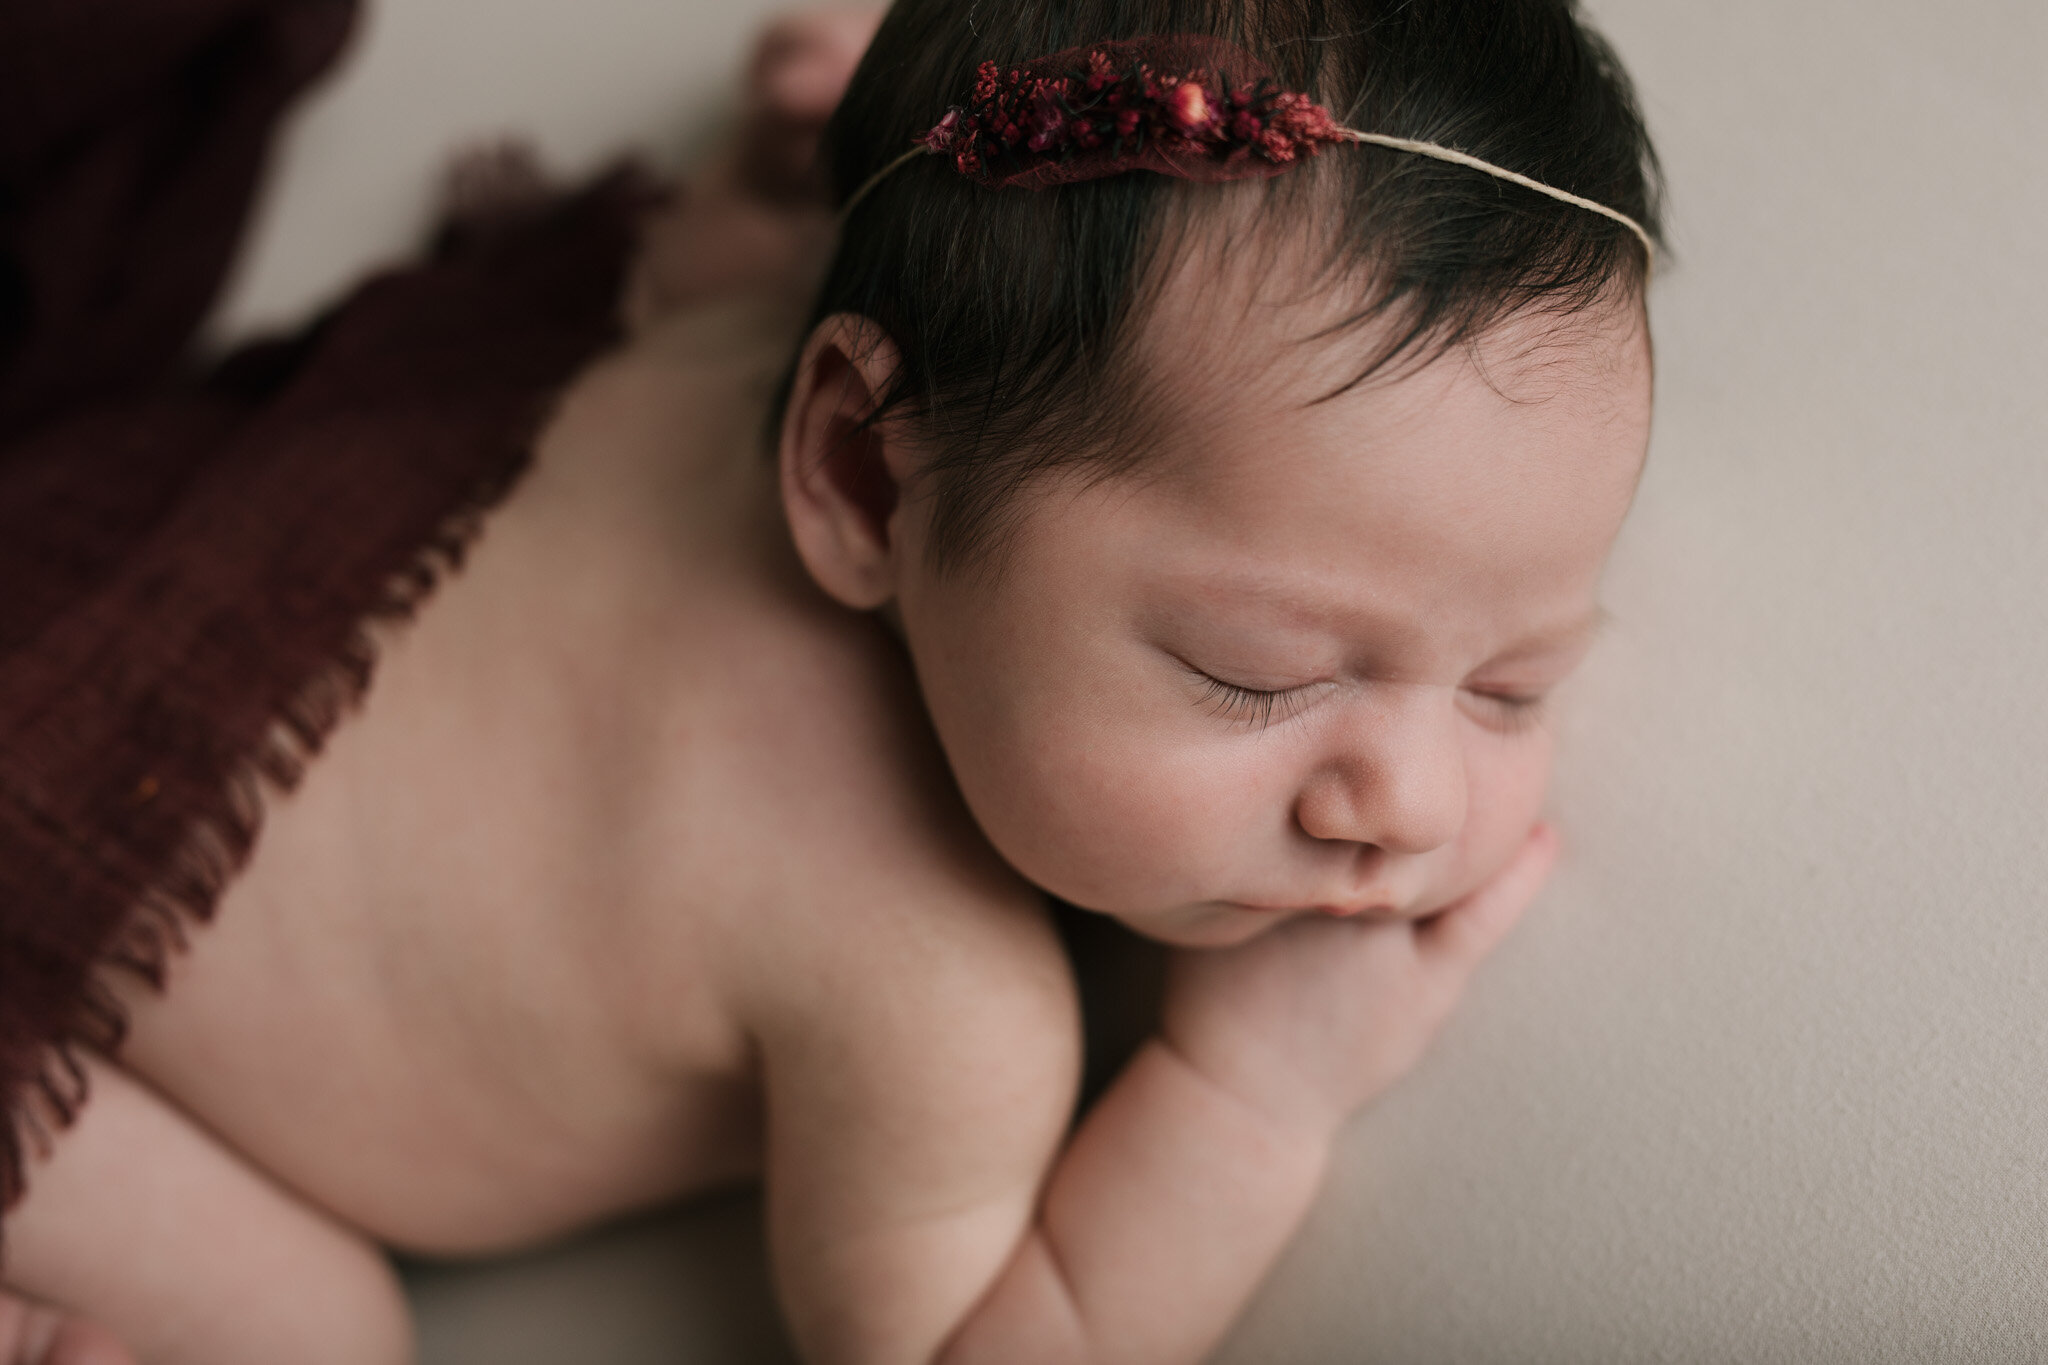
[[891, 265, 1653, 948]]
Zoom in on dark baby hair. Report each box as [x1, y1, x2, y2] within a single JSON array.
[[797, 0, 1666, 572]]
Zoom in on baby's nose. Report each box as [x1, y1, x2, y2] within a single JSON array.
[[1293, 691, 1467, 855]]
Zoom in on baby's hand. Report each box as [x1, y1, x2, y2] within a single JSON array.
[[1160, 824, 1559, 1140]]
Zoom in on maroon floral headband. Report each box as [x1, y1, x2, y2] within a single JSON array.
[[842, 36, 1655, 264]]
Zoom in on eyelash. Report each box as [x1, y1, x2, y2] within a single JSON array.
[[1467, 689, 1550, 733], [1193, 674, 1305, 730], [1192, 672, 1550, 735]]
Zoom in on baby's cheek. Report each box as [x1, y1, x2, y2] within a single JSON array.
[[999, 726, 1254, 911], [1444, 735, 1556, 901]]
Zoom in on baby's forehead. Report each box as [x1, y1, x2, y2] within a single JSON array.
[[1019, 259, 1652, 631], [1121, 313, 1652, 517], [1129, 214, 1650, 436]]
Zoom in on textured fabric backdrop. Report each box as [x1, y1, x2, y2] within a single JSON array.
[[221, 1, 2048, 1360]]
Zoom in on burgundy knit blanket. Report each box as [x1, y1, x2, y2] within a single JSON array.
[[0, 0, 647, 1214]]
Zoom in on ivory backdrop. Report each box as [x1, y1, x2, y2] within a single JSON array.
[[216, 0, 2048, 1360]]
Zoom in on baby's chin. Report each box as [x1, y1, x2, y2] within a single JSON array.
[[1103, 900, 1324, 950]]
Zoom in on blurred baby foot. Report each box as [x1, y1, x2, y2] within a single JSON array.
[[738, 6, 885, 202], [749, 7, 885, 124], [625, 9, 880, 327], [624, 188, 835, 331]]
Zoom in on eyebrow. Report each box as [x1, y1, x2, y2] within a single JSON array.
[[1498, 606, 1611, 656], [1515, 609, 1605, 650], [1169, 572, 1610, 654]]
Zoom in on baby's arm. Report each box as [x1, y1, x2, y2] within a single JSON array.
[[764, 826, 1556, 1365]]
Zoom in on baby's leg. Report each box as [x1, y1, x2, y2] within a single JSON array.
[[3, 1053, 410, 1365]]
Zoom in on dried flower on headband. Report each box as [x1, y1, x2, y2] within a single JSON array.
[[914, 37, 1347, 191], [843, 34, 1657, 265]]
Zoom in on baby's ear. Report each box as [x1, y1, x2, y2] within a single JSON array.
[[778, 315, 913, 610]]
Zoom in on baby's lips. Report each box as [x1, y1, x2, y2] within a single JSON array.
[[1309, 899, 1412, 921]]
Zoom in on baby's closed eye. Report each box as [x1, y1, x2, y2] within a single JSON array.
[[1459, 685, 1552, 733]]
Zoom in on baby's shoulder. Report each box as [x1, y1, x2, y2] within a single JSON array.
[[693, 606, 1078, 1109], [716, 627, 1078, 1071], [534, 292, 1077, 1091], [711, 794, 1078, 1185]]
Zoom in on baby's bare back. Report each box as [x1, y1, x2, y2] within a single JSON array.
[[0, 281, 1073, 1365], [106, 306, 772, 1250], [122, 288, 1055, 1238]]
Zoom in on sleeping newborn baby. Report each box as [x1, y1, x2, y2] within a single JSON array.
[[0, 1, 1659, 1361]]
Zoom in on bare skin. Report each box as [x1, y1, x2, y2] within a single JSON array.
[[0, 10, 1650, 1364]]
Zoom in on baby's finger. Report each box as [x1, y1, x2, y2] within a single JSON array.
[[1418, 822, 1559, 969]]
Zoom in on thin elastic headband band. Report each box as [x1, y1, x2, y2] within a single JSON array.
[[841, 146, 931, 220], [838, 39, 1656, 268], [1327, 131, 1655, 262]]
